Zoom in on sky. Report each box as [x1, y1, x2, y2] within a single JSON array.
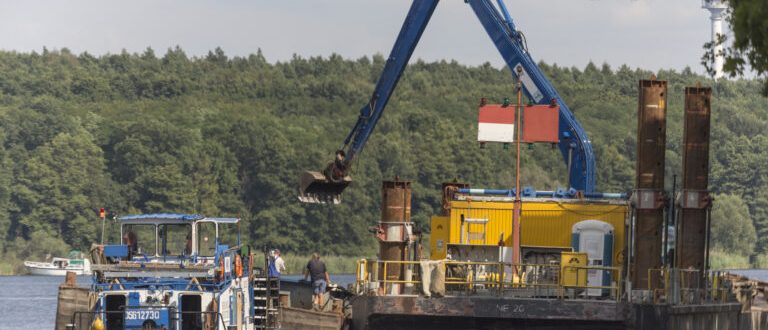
[[0, 0, 723, 73]]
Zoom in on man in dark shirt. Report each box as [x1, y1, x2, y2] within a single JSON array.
[[304, 253, 330, 309], [122, 231, 138, 259]]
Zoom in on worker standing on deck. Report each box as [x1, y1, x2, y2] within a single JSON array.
[[304, 253, 330, 310], [184, 233, 193, 256], [268, 249, 286, 277], [122, 231, 138, 259]]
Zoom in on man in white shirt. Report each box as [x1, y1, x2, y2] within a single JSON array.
[[272, 249, 286, 276]]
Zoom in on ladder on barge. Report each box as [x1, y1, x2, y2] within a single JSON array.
[[253, 276, 280, 329]]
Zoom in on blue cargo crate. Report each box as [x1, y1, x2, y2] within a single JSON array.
[[103, 245, 129, 258]]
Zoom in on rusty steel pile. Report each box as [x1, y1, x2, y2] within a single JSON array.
[[375, 180, 417, 295]]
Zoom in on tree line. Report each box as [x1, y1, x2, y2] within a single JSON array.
[[0, 47, 765, 273]]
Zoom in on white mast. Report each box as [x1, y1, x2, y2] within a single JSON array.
[[702, 0, 728, 79]]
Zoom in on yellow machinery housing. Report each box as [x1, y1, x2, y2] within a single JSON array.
[[430, 198, 628, 269]]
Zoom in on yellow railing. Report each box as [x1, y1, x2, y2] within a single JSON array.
[[355, 259, 622, 301], [646, 267, 731, 304], [562, 265, 623, 302]]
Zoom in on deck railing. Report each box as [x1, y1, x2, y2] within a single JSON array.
[[89, 245, 253, 292], [646, 267, 731, 305], [355, 259, 623, 301]]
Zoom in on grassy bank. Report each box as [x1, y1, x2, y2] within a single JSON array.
[[0, 254, 24, 275], [0, 261, 18, 275], [709, 249, 768, 270], [710, 249, 751, 269]]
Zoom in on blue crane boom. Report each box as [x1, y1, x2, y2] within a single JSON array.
[[299, 0, 596, 204]]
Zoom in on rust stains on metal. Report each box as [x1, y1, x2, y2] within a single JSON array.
[[352, 295, 627, 329], [681, 86, 712, 192], [632, 78, 668, 289], [676, 86, 712, 277], [381, 180, 412, 223], [352, 295, 744, 330], [441, 181, 469, 216], [378, 180, 412, 285], [635, 79, 667, 190]]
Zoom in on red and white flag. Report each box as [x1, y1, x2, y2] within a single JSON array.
[[478, 104, 515, 143]]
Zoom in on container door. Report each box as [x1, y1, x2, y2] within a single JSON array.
[[579, 230, 605, 296]]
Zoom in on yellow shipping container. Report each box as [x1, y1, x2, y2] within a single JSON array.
[[430, 199, 628, 266]]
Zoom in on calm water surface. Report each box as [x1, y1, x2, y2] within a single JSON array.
[[0, 275, 89, 330], [726, 269, 768, 281], [0, 274, 355, 329]]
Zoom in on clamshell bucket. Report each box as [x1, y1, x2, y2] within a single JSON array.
[[298, 170, 352, 204]]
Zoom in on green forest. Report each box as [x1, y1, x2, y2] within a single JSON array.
[[0, 47, 766, 274]]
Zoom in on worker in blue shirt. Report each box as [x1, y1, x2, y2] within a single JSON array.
[[268, 249, 286, 278]]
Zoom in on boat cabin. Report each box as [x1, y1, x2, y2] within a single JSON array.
[[113, 213, 240, 264]]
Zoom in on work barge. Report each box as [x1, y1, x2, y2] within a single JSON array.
[[342, 79, 767, 330], [290, 1, 765, 327], [348, 190, 749, 330]]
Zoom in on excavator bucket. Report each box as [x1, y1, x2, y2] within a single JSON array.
[[298, 171, 352, 204]]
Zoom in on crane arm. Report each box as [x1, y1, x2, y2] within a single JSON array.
[[342, 0, 439, 164], [299, 0, 439, 204], [299, 0, 596, 204]]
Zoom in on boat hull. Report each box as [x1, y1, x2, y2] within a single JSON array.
[[24, 261, 90, 276]]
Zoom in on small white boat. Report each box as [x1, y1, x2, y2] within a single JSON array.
[[24, 252, 91, 276]]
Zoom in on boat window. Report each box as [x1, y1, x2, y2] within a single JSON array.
[[159, 224, 192, 256], [122, 224, 156, 257], [197, 222, 217, 257], [219, 222, 239, 248]]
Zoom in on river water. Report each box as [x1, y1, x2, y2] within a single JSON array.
[[0, 274, 356, 329], [0, 275, 83, 330], [725, 269, 768, 281]]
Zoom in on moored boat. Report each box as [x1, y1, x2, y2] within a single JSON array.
[[24, 251, 91, 276]]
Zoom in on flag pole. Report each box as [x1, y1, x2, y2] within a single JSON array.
[[512, 66, 523, 267], [99, 208, 106, 245]]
